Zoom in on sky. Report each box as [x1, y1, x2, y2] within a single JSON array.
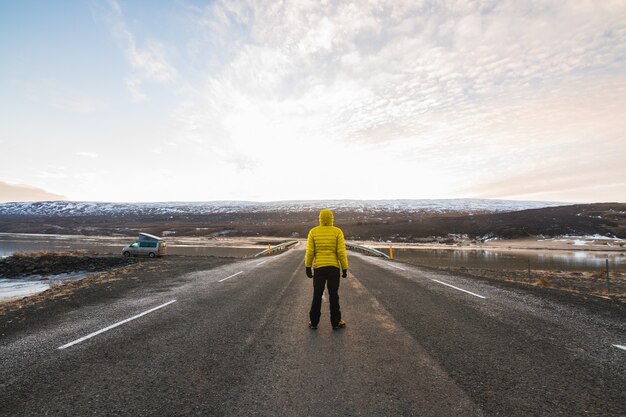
[[1, 0, 625, 203]]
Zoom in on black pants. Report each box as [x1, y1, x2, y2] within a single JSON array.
[[309, 266, 341, 326]]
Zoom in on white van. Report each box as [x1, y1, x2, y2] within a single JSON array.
[[122, 233, 166, 258]]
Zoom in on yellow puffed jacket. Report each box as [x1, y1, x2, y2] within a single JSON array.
[[305, 209, 349, 270]]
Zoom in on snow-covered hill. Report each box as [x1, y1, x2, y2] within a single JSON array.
[[0, 199, 565, 217]]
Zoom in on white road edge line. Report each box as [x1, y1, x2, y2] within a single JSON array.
[[613, 344, 626, 352], [431, 279, 486, 299], [58, 300, 177, 350], [257, 260, 267, 266], [388, 263, 406, 271], [219, 271, 244, 283]]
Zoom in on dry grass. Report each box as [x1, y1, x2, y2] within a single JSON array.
[[10, 249, 98, 258], [534, 276, 552, 287]]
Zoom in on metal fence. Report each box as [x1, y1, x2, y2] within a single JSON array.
[[254, 240, 299, 257], [346, 242, 390, 259]]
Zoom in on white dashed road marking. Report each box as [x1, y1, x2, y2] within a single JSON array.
[[613, 344, 626, 352], [378, 258, 486, 299], [58, 300, 177, 350], [430, 279, 486, 299], [219, 271, 244, 283], [257, 260, 267, 266]]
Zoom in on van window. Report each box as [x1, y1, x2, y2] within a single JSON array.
[[140, 242, 156, 248]]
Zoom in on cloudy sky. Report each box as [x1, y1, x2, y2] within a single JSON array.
[[1, 0, 625, 203]]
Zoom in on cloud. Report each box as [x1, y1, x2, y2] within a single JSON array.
[[0, 181, 67, 202], [54, 0, 623, 202], [165, 0, 626, 200], [179, 1, 626, 142], [34, 166, 68, 180], [466, 160, 626, 201], [76, 151, 98, 158], [19, 79, 104, 113], [105, 0, 178, 101]]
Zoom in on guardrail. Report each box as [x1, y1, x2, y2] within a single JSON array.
[[346, 242, 390, 259], [254, 240, 299, 257]]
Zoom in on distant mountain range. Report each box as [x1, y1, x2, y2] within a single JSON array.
[[2, 200, 623, 240], [0, 199, 565, 217]]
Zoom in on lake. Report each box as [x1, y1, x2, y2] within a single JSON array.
[[391, 247, 626, 272]]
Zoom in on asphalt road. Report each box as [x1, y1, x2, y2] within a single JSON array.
[[1, 244, 625, 416]]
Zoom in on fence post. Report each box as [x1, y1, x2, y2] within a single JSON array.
[[268, 244, 271, 255], [606, 259, 610, 296]]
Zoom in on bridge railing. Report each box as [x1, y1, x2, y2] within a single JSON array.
[[254, 240, 299, 257], [346, 242, 390, 259]]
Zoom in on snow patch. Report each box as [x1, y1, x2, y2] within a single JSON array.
[[0, 272, 93, 301], [0, 278, 50, 301]]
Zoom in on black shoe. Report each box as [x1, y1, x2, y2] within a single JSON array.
[[332, 319, 346, 330], [308, 321, 317, 330]]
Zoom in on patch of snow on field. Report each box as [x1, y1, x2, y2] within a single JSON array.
[[562, 234, 624, 242], [0, 272, 93, 301], [563, 234, 622, 240], [0, 278, 50, 301]]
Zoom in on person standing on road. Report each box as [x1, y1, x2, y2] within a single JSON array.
[[305, 209, 349, 330]]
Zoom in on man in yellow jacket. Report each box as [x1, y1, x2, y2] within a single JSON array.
[[305, 209, 349, 330]]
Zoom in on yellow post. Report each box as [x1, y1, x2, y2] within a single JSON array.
[[389, 244, 394, 260], [268, 244, 271, 255]]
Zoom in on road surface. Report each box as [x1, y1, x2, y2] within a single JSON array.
[[1, 244, 625, 416]]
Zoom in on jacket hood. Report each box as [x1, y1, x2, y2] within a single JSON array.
[[319, 209, 334, 226]]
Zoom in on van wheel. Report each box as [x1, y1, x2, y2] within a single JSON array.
[[149, 252, 156, 258], [123, 251, 131, 257]]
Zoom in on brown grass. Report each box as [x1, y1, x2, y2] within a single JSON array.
[[534, 276, 552, 287], [10, 249, 98, 258]]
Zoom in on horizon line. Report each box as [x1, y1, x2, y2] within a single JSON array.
[[0, 197, 599, 205]]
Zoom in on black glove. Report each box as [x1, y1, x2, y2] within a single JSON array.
[[342, 269, 348, 278], [306, 267, 313, 278]]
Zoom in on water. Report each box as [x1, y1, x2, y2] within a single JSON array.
[[0, 234, 126, 257], [0, 233, 265, 258], [392, 248, 626, 272]]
